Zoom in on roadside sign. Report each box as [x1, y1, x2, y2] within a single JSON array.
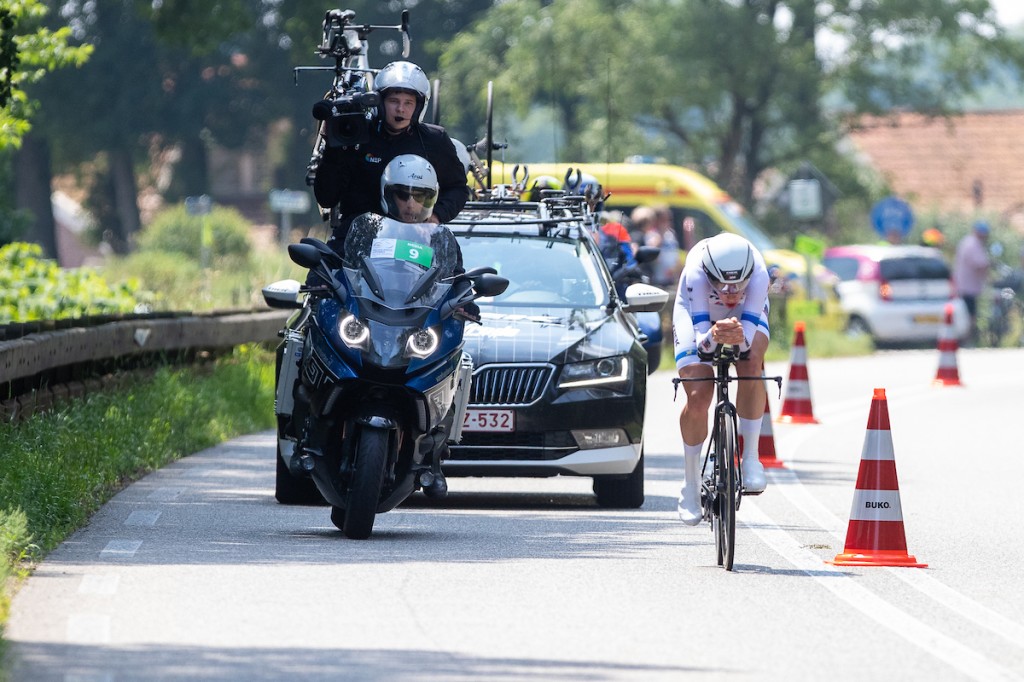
[[870, 196, 914, 239], [788, 179, 823, 221], [269, 189, 311, 214], [185, 195, 212, 216], [793, 234, 826, 260]]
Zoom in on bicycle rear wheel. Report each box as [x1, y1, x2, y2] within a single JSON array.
[[714, 407, 739, 571]]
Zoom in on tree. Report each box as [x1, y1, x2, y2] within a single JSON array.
[[0, 0, 91, 150], [438, 0, 1024, 209]]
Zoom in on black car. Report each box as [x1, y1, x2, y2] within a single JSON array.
[[445, 196, 669, 508]]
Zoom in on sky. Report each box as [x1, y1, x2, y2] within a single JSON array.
[[991, 0, 1024, 29]]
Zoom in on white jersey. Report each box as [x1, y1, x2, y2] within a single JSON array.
[[672, 237, 770, 369]]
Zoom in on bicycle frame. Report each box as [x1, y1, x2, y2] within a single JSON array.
[[673, 346, 782, 570]]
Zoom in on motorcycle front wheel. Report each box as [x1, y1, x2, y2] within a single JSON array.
[[340, 426, 390, 539]]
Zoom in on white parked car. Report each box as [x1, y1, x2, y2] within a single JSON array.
[[822, 244, 970, 344]]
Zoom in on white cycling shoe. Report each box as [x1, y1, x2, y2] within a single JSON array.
[[741, 456, 767, 495], [676, 485, 702, 526]]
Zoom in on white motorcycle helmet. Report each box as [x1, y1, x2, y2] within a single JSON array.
[[374, 61, 431, 122], [381, 154, 439, 223], [701, 233, 755, 294]]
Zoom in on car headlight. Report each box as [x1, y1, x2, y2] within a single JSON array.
[[405, 326, 440, 358], [339, 314, 369, 349], [558, 356, 630, 388]]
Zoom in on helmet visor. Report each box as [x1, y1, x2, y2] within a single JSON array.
[[707, 274, 750, 295]]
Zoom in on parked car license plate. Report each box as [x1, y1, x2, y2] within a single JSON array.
[[913, 314, 942, 324], [463, 409, 515, 432]]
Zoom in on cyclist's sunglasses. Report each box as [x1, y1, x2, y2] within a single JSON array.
[[394, 188, 434, 204]]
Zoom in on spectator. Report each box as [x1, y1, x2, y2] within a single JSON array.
[[953, 220, 992, 344]]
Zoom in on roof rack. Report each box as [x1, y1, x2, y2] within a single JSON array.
[[449, 189, 600, 241]]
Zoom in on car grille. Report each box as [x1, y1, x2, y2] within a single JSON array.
[[470, 363, 553, 406]]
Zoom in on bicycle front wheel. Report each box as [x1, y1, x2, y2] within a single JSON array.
[[715, 407, 739, 571]]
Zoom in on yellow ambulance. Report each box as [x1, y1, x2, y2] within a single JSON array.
[[487, 160, 832, 300]]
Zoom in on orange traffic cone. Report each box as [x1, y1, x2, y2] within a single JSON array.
[[777, 321, 819, 424], [934, 302, 962, 386], [829, 388, 927, 568], [759, 394, 785, 468]]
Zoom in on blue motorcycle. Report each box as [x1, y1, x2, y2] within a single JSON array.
[[263, 214, 508, 538]]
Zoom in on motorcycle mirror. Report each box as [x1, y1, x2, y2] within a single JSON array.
[[464, 266, 498, 278], [473, 274, 510, 298], [634, 245, 661, 264], [289, 243, 324, 269]]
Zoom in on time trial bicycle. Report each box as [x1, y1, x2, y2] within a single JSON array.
[[673, 346, 782, 571]]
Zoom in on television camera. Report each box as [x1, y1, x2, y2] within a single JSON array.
[[295, 9, 411, 182]]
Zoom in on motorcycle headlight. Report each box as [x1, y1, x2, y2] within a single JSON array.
[[405, 326, 440, 358], [558, 356, 630, 389], [339, 314, 369, 349]]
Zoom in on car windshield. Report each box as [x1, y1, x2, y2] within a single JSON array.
[[880, 256, 950, 281], [456, 234, 609, 307]]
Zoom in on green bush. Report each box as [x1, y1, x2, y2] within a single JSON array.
[[0, 242, 143, 323], [137, 204, 252, 261]]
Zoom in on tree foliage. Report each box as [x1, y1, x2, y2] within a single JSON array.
[[0, 0, 91, 149], [438, 0, 1024, 207]]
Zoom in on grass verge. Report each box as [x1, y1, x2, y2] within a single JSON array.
[[0, 345, 275, 661]]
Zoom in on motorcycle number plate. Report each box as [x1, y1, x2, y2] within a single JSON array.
[[463, 409, 515, 432]]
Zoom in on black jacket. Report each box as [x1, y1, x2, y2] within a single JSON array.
[[313, 119, 469, 242]]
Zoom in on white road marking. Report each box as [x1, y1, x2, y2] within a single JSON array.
[[77, 574, 119, 596], [744, 504, 1023, 681], [124, 510, 161, 526], [764, 466, 1024, 649], [64, 672, 114, 682], [99, 540, 142, 558]]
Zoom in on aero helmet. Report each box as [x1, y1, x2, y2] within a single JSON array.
[[374, 61, 431, 122], [381, 154, 439, 223], [701, 233, 755, 294]]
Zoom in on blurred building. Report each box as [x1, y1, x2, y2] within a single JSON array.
[[848, 110, 1024, 229]]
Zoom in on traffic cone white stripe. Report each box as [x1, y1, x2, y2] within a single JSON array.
[[849, 490, 904, 521], [784, 382, 812, 400], [860, 430, 895, 460]]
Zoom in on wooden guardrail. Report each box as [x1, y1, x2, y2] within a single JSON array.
[[0, 309, 290, 421]]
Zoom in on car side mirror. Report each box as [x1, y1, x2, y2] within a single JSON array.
[[622, 282, 669, 313], [262, 279, 303, 309]]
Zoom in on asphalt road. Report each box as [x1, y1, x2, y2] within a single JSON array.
[[5, 348, 1024, 681]]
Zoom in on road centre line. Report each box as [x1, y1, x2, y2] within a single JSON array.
[[743, 504, 1023, 682], [767, 419, 1024, 649]]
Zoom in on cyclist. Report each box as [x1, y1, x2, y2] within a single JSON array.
[[313, 60, 469, 254], [672, 232, 771, 525]]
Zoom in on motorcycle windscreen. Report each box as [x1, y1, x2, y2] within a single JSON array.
[[343, 214, 460, 308], [342, 214, 459, 367]]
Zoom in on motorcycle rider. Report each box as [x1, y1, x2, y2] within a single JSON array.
[[672, 233, 771, 525], [312, 60, 469, 253]]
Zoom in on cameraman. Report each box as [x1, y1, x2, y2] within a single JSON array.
[[313, 61, 469, 253]]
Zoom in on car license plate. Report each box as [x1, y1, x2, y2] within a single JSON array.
[[913, 314, 942, 324], [463, 409, 515, 432]]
